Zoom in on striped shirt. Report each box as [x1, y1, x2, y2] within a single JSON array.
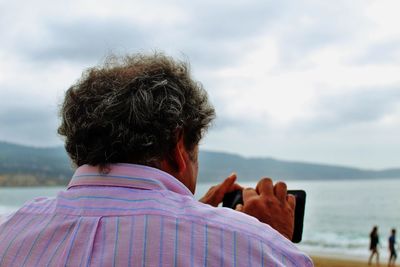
[[0, 163, 313, 266]]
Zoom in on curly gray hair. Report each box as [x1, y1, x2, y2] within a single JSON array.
[[58, 53, 215, 167]]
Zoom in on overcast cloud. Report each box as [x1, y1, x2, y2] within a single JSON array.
[[1, 0, 400, 169]]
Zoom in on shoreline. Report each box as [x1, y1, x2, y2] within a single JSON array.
[[310, 256, 387, 267], [310, 255, 396, 267]]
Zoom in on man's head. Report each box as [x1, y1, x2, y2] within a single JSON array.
[[58, 53, 215, 192]]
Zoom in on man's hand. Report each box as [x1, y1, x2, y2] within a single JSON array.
[[236, 178, 295, 240], [199, 173, 243, 207]]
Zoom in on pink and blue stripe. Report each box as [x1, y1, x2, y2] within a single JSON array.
[[0, 163, 313, 267]]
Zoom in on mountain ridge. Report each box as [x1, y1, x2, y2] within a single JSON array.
[[1, 141, 399, 186]]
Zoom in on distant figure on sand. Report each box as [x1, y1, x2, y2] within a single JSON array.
[[369, 226, 380, 265], [388, 228, 397, 267]]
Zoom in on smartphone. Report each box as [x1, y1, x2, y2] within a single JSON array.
[[222, 189, 306, 243]]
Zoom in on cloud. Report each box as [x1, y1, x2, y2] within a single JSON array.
[[14, 18, 149, 63], [272, 1, 368, 67], [0, 106, 61, 146], [1, 0, 370, 72], [182, 0, 369, 69], [298, 86, 400, 131], [4, 1, 282, 68], [1, 0, 400, 168], [355, 39, 400, 65], [161, 1, 286, 69], [180, 1, 281, 39], [8, 0, 364, 70]]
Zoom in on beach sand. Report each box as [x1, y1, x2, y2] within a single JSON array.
[[311, 256, 396, 267]]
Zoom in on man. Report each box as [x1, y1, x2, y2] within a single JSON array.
[[0, 53, 312, 266], [388, 228, 397, 267]]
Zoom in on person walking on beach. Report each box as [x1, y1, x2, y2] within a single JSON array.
[[369, 225, 380, 266], [0, 53, 313, 266], [388, 228, 397, 267]]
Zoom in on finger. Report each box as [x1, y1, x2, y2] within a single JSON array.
[[231, 182, 244, 191], [287, 194, 296, 210], [222, 173, 236, 186], [242, 187, 258, 202], [256, 178, 273, 196], [218, 173, 237, 193], [273, 182, 287, 203]]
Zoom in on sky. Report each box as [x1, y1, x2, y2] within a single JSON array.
[[0, 0, 400, 170]]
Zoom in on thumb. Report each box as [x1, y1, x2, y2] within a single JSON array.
[[235, 204, 243, 212]]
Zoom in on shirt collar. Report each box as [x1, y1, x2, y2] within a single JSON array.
[[68, 163, 193, 197]]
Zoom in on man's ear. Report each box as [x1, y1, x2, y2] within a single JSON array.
[[160, 135, 187, 175], [172, 136, 187, 174]]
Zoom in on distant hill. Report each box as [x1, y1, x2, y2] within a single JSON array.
[[0, 142, 73, 186], [1, 141, 399, 186], [198, 151, 400, 181]]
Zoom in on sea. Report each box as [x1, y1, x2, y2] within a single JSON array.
[[1, 178, 399, 260]]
